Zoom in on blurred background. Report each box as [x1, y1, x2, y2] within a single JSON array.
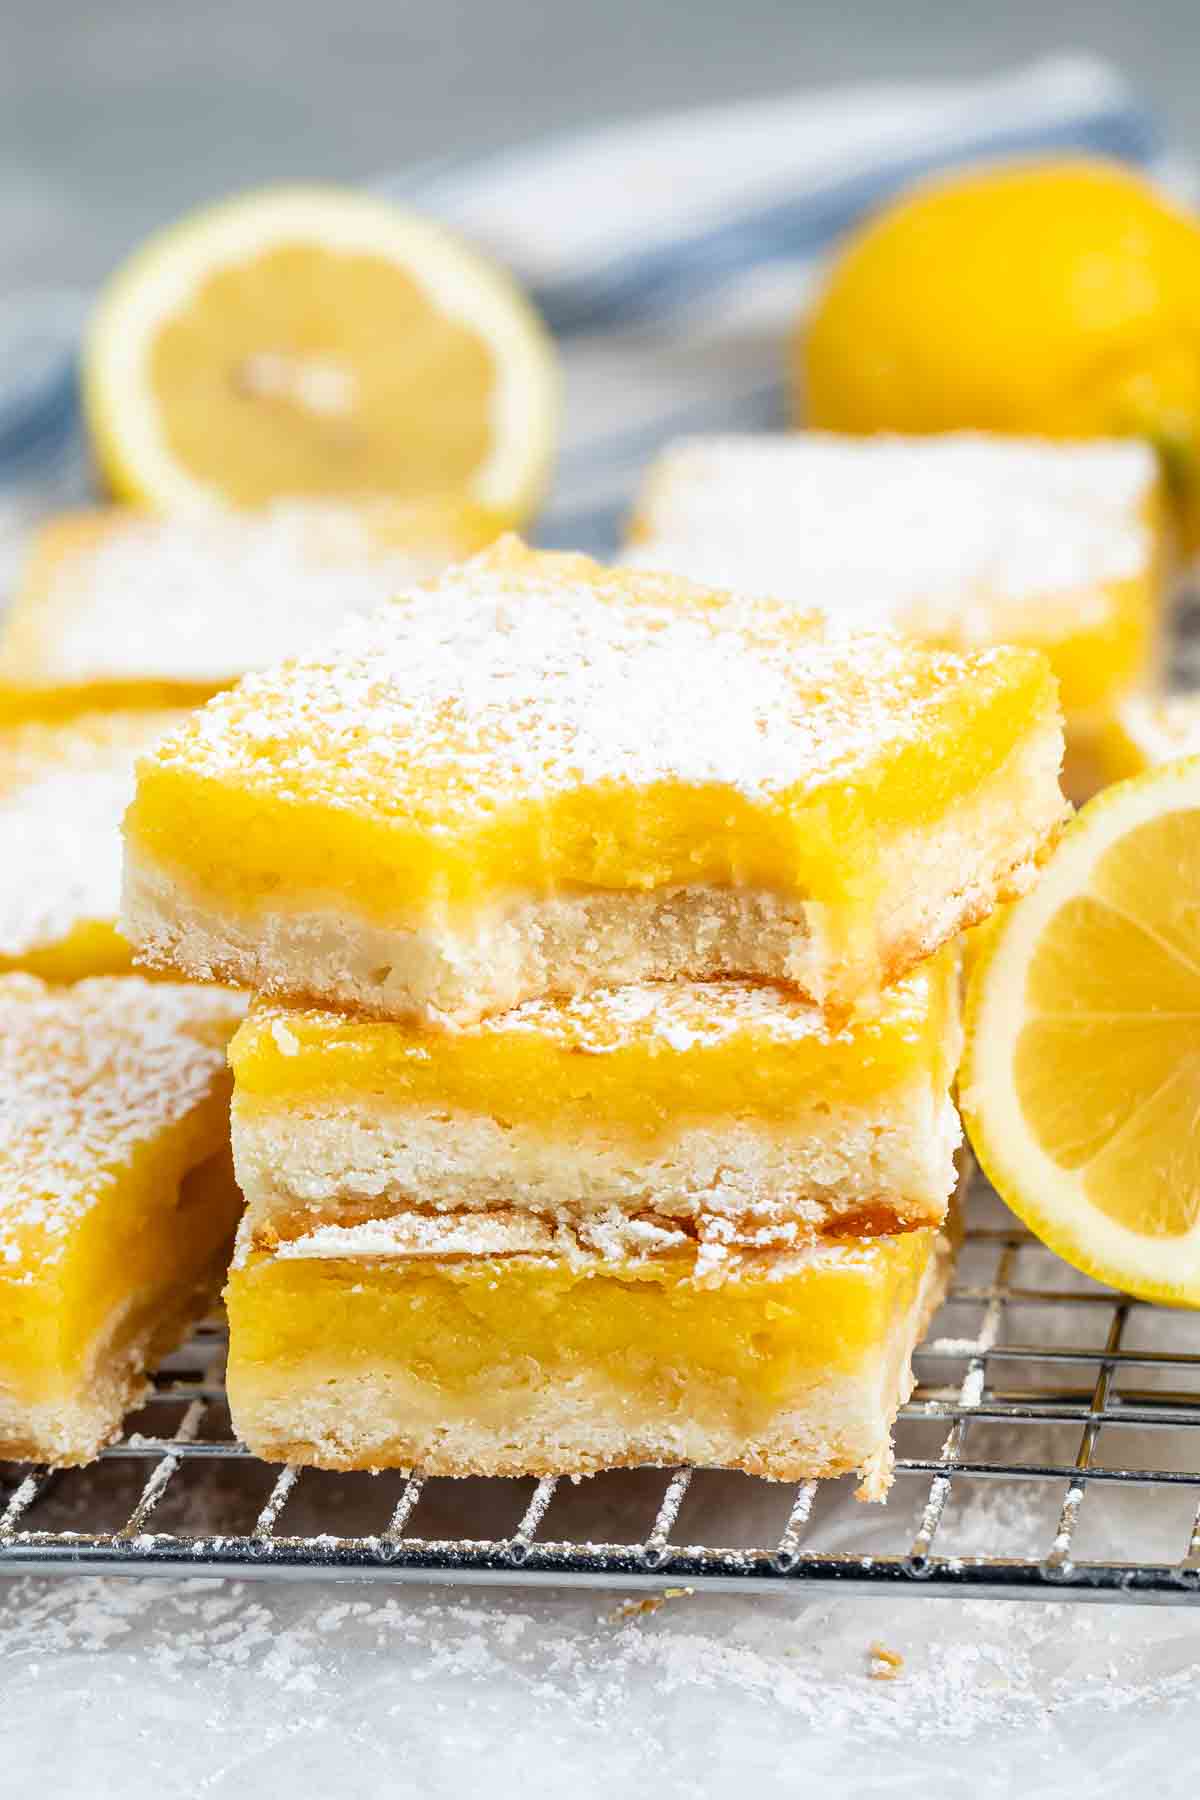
[[4, 0, 1199, 291]]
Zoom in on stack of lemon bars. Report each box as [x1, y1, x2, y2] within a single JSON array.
[[112, 536, 1066, 1497]]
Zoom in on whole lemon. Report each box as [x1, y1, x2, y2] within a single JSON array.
[[800, 159, 1200, 540]]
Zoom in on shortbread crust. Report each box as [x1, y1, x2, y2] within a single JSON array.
[[230, 951, 963, 1246]]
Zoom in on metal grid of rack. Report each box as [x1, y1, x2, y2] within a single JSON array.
[[5, 1174, 1200, 1602]]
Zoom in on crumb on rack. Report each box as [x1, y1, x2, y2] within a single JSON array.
[[868, 1641, 904, 1681], [606, 1587, 695, 1624]]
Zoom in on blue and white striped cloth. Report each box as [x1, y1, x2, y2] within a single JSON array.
[[0, 54, 1174, 563]]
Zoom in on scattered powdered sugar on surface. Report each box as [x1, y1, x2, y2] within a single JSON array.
[[624, 432, 1156, 638], [0, 975, 243, 1265], [3, 1553, 1200, 1797], [5, 1343, 1200, 1793], [0, 713, 182, 955], [150, 542, 1030, 820], [15, 503, 458, 686]]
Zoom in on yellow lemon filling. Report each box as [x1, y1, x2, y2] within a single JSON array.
[[0, 976, 244, 1422], [126, 541, 1059, 926], [3, 1150, 240, 1406], [226, 1228, 937, 1420], [231, 948, 959, 1135]]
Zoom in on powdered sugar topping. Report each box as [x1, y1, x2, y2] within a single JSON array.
[[10, 502, 466, 688], [486, 961, 943, 1052], [245, 958, 945, 1061], [0, 713, 183, 957], [0, 975, 244, 1267], [624, 432, 1156, 635], [149, 541, 1030, 819]]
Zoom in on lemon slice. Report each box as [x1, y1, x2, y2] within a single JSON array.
[[962, 758, 1200, 1302], [83, 185, 559, 526]]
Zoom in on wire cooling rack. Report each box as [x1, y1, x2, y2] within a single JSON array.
[[5, 1174, 1200, 1603]]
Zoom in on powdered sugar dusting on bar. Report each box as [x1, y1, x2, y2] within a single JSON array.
[[488, 963, 941, 1052], [0, 975, 244, 1267], [146, 541, 1033, 816], [624, 433, 1155, 632], [12, 503, 462, 687], [254, 1203, 893, 1278], [247, 957, 945, 1059], [0, 713, 183, 957]]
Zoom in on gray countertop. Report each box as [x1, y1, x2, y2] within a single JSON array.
[[3, 0, 1200, 291]]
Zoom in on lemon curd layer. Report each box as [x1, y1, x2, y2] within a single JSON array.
[[625, 434, 1166, 719], [0, 708, 187, 981], [233, 950, 960, 1125], [0, 975, 246, 1462], [0, 499, 497, 723], [124, 539, 1064, 1020], [225, 1211, 951, 1489], [230, 954, 963, 1244]]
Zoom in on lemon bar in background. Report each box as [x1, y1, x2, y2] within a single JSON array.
[[123, 538, 1065, 1024], [0, 498, 498, 723], [1087, 691, 1200, 786], [230, 948, 962, 1255], [624, 433, 1166, 797], [0, 975, 245, 1464], [225, 1177, 961, 1496], [0, 709, 188, 981]]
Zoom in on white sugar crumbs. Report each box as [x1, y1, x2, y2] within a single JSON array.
[[4, 1469, 1200, 1785], [152, 541, 1033, 819], [3, 1571, 1199, 1775], [624, 432, 1155, 635]]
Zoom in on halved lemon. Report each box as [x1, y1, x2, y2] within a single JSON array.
[[83, 185, 559, 526], [962, 758, 1200, 1304]]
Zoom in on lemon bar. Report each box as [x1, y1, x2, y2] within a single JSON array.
[[0, 498, 496, 723], [1087, 692, 1200, 787], [0, 709, 187, 982], [230, 947, 962, 1255], [0, 975, 245, 1464], [625, 433, 1165, 791], [225, 1183, 960, 1495], [123, 538, 1065, 1023]]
